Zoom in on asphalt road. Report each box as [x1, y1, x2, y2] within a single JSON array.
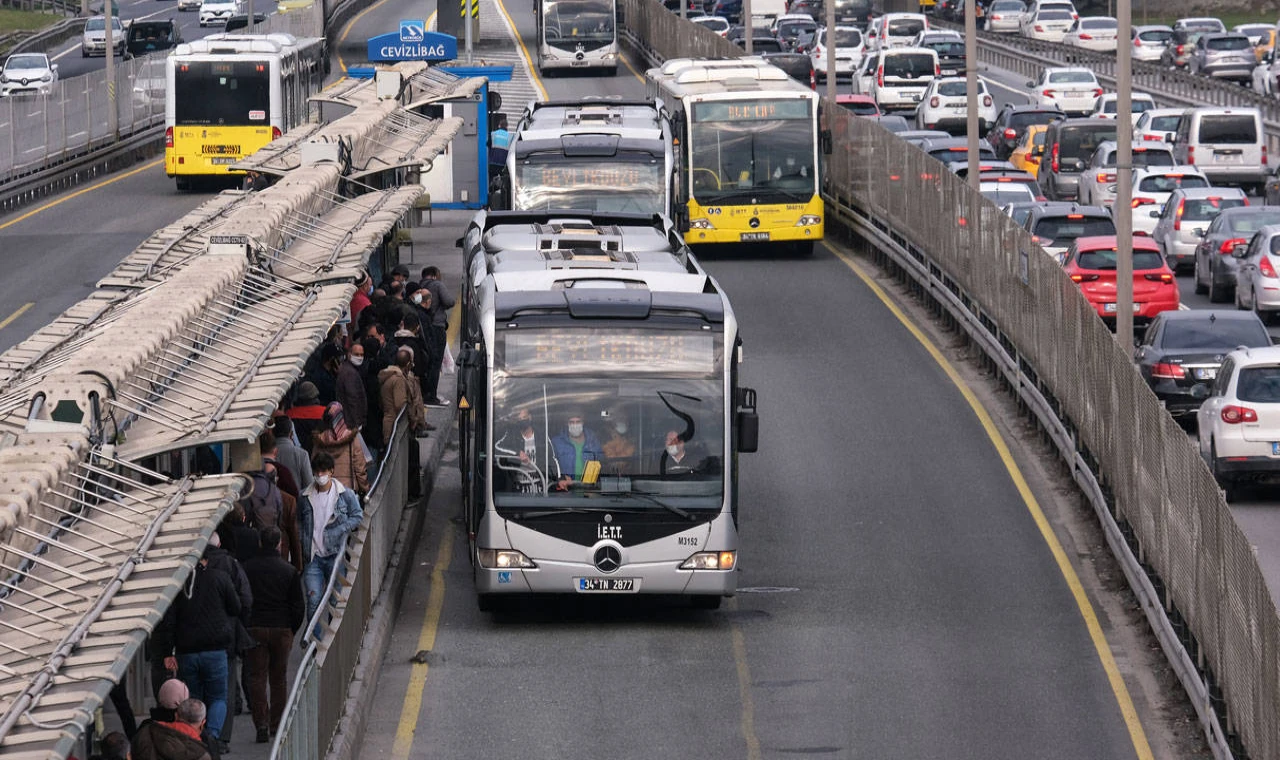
[[358, 9, 1180, 760]]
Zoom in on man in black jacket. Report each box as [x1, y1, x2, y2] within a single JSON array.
[[153, 550, 241, 743], [242, 526, 305, 743], [202, 533, 253, 747]]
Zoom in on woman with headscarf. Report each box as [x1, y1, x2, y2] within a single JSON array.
[[311, 402, 369, 496]]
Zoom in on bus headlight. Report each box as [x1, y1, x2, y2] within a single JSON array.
[[795, 215, 822, 226], [689, 218, 715, 230], [477, 549, 537, 569], [603, 52, 617, 60], [680, 551, 736, 570]]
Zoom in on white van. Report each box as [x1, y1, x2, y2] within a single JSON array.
[[1172, 107, 1268, 194], [867, 12, 928, 51], [873, 46, 939, 113]]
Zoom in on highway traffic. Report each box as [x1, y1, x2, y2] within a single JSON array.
[[0, 0, 1254, 757]]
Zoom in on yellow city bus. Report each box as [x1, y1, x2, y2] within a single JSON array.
[[165, 33, 326, 190], [647, 58, 825, 256]]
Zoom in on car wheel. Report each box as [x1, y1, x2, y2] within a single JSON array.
[[1211, 444, 1238, 501], [1208, 268, 1230, 304], [1194, 257, 1208, 295]]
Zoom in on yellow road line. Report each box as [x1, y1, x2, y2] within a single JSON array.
[[728, 598, 763, 760], [492, 0, 549, 100], [827, 244, 1155, 760], [0, 303, 34, 330], [620, 48, 646, 84], [391, 527, 453, 759], [0, 159, 163, 232]]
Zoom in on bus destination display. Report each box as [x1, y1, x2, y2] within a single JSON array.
[[518, 164, 655, 189], [502, 330, 716, 374], [692, 100, 810, 122]]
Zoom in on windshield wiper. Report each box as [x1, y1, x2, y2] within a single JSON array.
[[509, 506, 596, 520]]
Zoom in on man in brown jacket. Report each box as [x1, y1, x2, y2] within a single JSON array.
[[379, 346, 427, 444]]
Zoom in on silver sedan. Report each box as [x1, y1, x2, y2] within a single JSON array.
[[1235, 225, 1280, 323]]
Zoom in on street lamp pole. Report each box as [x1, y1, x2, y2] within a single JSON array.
[[965, 0, 978, 193], [104, 0, 117, 139], [1116, 0, 1133, 345]]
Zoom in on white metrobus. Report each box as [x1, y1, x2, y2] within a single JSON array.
[[164, 33, 326, 190], [501, 98, 675, 217], [456, 210, 759, 611], [535, 0, 619, 76]]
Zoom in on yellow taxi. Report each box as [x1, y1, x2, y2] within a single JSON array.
[[1010, 124, 1049, 179], [1257, 28, 1276, 63]]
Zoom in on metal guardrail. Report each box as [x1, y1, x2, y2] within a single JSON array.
[[272, 410, 411, 760], [622, 2, 1280, 758], [935, 21, 1280, 153]]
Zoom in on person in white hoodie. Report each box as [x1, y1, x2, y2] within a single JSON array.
[[298, 451, 363, 630]]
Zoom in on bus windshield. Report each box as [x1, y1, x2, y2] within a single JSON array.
[[689, 98, 816, 204], [492, 327, 725, 505], [543, 0, 615, 49], [174, 60, 270, 126], [514, 153, 665, 214]]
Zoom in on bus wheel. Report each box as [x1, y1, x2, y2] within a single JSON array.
[[606, 66, 618, 77], [477, 593, 500, 613], [690, 595, 722, 610], [793, 240, 815, 257], [175, 177, 191, 192]]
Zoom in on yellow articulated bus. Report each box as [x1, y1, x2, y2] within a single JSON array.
[[165, 33, 326, 190], [647, 58, 826, 256]]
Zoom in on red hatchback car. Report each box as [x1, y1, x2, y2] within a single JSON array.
[[1063, 235, 1181, 324]]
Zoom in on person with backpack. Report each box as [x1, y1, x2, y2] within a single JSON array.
[[243, 431, 304, 573]]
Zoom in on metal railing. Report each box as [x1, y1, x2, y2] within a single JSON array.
[[0, 0, 324, 188], [618, 1, 1280, 757], [271, 409, 410, 760]]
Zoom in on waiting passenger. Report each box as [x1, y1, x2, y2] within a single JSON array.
[[311, 402, 369, 496]]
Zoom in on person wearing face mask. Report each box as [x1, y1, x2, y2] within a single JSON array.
[[659, 429, 712, 476], [297, 451, 363, 629], [335, 341, 368, 437], [495, 407, 559, 489], [550, 409, 603, 489], [602, 409, 636, 474]]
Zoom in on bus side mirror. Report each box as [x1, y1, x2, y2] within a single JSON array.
[[735, 387, 758, 453], [821, 128, 833, 155]]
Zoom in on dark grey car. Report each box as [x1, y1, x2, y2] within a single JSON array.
[[1040, 118, 1118, 202], [1193, 206, 1280, 302], [1189, 32, 1256, 82]]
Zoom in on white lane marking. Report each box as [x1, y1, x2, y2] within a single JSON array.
[[51, 46, 82, 62]]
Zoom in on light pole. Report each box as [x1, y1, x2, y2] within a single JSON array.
[[964, 0, 977, 193], [1115, 0, 1133, 345], [825, 0, 836, 100], [104, 0, 117, 139], [743, 0, 753, 54]]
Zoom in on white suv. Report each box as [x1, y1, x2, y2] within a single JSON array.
[[1028, 67, 1102, 116], [200, 0, 241, 26], [872, 47, 938, 114], [1197, 345, 1280, 500]]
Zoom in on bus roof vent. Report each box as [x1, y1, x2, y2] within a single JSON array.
[[560, 134, 621, 157], [564, 108, 624, 126], [564, 288, 652, 318]]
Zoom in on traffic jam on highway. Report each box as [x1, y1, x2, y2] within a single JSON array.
[[674, 0, 1280, 501]]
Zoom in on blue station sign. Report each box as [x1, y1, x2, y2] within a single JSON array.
[[367, 21, 457, 62]]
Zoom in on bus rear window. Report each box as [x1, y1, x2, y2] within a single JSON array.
[[174, 61, 269, 126]]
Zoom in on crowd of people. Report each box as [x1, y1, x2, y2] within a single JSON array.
[[92, 264, 456, 759]]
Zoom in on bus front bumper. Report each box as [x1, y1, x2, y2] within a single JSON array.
[[475, 561, 736, 596]]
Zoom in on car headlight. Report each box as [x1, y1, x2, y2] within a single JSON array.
[[476, 548, 537, 569], [689, 218, 715, 229], [41, 74, 51, 82], [795, 214, 821, 226], [680, 551, 736, 570]]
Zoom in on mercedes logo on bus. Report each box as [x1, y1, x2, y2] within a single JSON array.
[[748, 216, 760, 228], [594, 545, 622, 574]]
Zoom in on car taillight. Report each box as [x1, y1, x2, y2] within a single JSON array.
[[1219, 237, 1248, 254], [1143, 273, 1175, 283], [1152, 362, 1186, 379], [1173, 200, 1184, 230], [165, 126, 174, 148], [1043, 88, 1056, 98], [935, 63, 941, 75], [877, 65, 883, 87], [1097, 171, 1116, 182], [991, 13, 1001, 19], [1261, 257, 1279, 279], [1264, 145, 1269, 166], [1070, 273, 1100, 282], [1187, 145, 1195, 165], [1133, 37, 1141, 47], [1222, 405, 1259, 424], [1176, 44, 1184, 54], [1004, 127, 1017, 140], [1079, 33, 1092, 39], [1093, 88, 1103, 97], [1051, 143, 1059, 173], [1035, 24, 1045, 32], [1132, 197, 1156, 208], [929, 96, 940, 107], [982, 95, 992, 107], [1142, 134, 1163, 141], [271, 126, 281, 139]]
